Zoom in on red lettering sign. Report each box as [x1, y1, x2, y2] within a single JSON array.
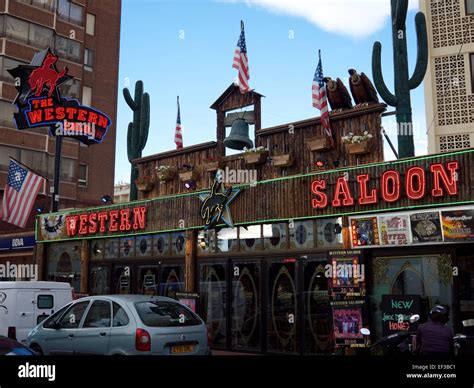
[[65, 207, 147, 237]]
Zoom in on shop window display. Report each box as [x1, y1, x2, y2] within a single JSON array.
[[161, 264, 184, 298], [239, 225, 261, 251], [370, 254, 453, 339], [138, 266, 159, 296], [46, 242, 81, 291], [289, 220, 315, 249], [112, 266, 132, 294], [171, 232, 186, 256], [317, 217, 343, 248], [154, 233, 170, 256]]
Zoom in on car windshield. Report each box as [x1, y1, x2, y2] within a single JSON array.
[[135, 301, 202, 327]]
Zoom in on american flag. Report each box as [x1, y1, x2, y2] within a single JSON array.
[[232, 20, 250, 94], [174, 96, 183, 149], [0, 158, 44, 228], [312, 50, 332, 139]]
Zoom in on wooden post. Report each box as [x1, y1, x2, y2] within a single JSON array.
[[34, 242, 46, 281], [80, 240, 89, 294], [184, 229, 197, 292]]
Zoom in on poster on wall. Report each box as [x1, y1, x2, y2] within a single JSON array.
[[39, 214, 67, 240], [381, 294, 421, 336], [331, 304, 364, 346], [350, 217, 379, 247], [379, 215, 410, 246], [441, 209, 474, 242], [410, 212, 442, 243], [328, 251, 365, 297]]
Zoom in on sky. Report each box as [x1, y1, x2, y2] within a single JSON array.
[[115, 0, 428, 184]]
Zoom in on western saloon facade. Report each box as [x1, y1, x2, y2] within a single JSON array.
[[35, 86, 474, 354]]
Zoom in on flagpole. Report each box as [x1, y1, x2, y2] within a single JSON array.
[[52, 136, 62, 212]]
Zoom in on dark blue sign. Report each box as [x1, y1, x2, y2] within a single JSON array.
[[0, 236, 36, 251]]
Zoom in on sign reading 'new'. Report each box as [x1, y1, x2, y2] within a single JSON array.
[[310, 161, 459, 210]]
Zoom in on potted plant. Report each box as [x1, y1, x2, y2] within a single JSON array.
[[342, 131, 374, 155], [272, 152, 294, 168], [204, 157, 222, 172], [135, 175, 154, 192], [243, 146, 269, 166], [307, 136, 332, 151], [156, 165, 176, 182]]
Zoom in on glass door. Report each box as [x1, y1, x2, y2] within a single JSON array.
[[267, 258, 298, 354], [231, 259, 261, 351]]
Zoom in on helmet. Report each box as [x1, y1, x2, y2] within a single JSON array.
[[430, 305, 449, 323], [430, 305, 447, 316]]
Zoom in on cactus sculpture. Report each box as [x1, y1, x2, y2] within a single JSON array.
[[124, 80, 150, 201], [372, 0, 428, 159]]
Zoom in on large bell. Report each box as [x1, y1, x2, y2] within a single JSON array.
[[224, 119, 253, 150]]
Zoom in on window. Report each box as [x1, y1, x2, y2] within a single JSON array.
[[83, 300, 111, 328], [78, 164, 88, 187], [37, 295, 53, 309], [20, 149, 48, 177], [1, 57, 27, 82], [466, 0, 474, 15], [86, 13, 95, 35], [135, 301, 202, 327], [28, 23, 53, 48], [55, 35, 82, 62], [58, 301, 90, 329], [0, 146, 20, 172], [113, 302, 129, 327], [0, 100, 18, 128], [60, 157, 76, 182], [60, 78, 81, 99], [57, 0, 84, 25], [82, 85, 92, 106], [37, 315, 49, 324], [6, 16, 29, 42], [18, 0, 55, 12], [42, 304, 71, 328], [84, 48, 93, 70]]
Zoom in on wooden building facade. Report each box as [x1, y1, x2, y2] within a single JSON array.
[[35, 85, 474, 354]]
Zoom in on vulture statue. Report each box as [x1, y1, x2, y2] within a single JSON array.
[[323, 77, 353, 112], [348, 69, 379, 106]]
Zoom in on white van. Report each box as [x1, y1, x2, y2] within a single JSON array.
[[0, 281, 73, 343]]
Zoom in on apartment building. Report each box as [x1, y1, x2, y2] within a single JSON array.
[[421, 0, 474, 153], [0, 0, 121, 268]]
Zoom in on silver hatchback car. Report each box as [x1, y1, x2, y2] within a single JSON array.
[[26, 295, 211, 355]]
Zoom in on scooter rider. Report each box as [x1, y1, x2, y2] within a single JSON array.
[[415, 305, 454, 356]]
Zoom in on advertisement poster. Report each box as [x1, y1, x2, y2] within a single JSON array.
[[328, 251, 365, 297], [39, 214, 67, 240], [175, 292, 199, 314], [350, 217, 380, 247], [410, 212, 442, 243], [332, 306, 363, 344], [441, 209, 474, 242], [379, 215, 410, 246], [381, 294, 420, 336]]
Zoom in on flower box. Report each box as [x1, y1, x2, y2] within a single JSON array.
[[244, 150, 268, 166], [346, 141, 371, 155], [156, 167, 176, 182], [307, 136, 332, 151], [179, 170, 200, 182], [204, 160, 222, 172], [272, 153, 294, 168]]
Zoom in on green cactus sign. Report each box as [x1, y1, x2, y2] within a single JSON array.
[[372, 0, 428, 159], [124, 80, 150, 201]]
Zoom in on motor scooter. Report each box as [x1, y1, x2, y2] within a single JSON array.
[[360, 314, 420, 356]]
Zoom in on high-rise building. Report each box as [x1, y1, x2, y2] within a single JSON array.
[[0, 0, 121, 270], [421, 0, 474, 153]]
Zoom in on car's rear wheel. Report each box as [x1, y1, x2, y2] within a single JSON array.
[[30, 344, 43, 355]]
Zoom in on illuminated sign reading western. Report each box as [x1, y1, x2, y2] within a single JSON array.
[[311, 161, 459, 209], [65, 207, 147, 237], [8, 49, 111, 145]]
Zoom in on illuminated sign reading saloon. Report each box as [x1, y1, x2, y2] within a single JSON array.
[[65, 207, 147, 237], [311, 161, 459, 209]]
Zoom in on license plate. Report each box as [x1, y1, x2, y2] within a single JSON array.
[[171, 345, 194, 354]]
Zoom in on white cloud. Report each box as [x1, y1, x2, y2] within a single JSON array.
[[221, 0, 418, 38]]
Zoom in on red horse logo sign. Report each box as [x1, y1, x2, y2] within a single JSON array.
[[28, 52, 68, 97]]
